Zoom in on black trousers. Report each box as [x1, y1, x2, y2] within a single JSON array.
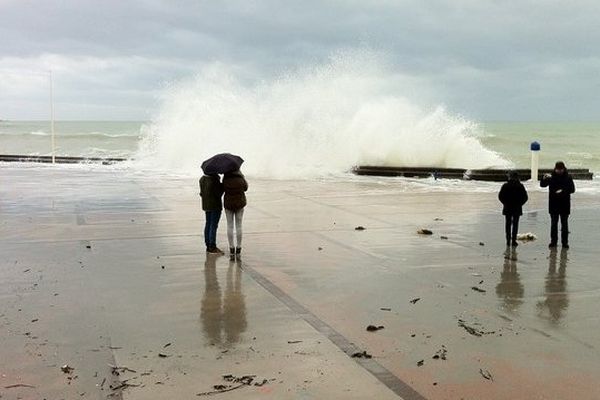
[[504, 215, 520, 242], [550, 213, 569, 245]]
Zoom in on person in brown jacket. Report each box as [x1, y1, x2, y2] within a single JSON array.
[[223, 170, 248, 259]]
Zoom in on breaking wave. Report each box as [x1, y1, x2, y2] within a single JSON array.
[[137, 51, 510, 178]]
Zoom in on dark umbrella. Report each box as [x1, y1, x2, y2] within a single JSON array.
[[201, 153, 244, 174]]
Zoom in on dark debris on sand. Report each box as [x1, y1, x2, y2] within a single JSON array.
[[432, 346, 447, 360], [366, 325, 384, 332], [479, 368, 494, 381], [61, 364, 74, 374], [458, 319, 496, 337], [196, 374, 272, 396], [351, 350, 372, 359]]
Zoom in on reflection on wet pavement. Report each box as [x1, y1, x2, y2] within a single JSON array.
[[201, 255, 247, 347], [496, 248, 524, 313], [3, 166, 600, 399], [537, 248, 569, 325], [201, 255, 222, 344]]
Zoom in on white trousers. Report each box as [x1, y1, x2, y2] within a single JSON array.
[[225, 208, 244, 249]]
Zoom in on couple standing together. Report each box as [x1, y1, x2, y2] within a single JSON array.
[[499, 161, 575, 248], [200, 170, 248, 258]]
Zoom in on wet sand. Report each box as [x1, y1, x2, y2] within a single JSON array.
[[1, 165, 599, 399]]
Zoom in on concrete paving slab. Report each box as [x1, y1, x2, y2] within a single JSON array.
[[1, 164, 600, 399], [0, 166, 402, 400]]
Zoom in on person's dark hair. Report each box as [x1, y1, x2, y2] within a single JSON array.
[[555, 161, 566, 170], [508, 170, 519, 181]]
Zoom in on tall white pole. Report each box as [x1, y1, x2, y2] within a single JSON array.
[[50, 70, 56, 164], [530, 141, 540, 182]]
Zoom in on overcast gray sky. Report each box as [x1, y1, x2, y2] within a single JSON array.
[[1, 0, 599, 121]]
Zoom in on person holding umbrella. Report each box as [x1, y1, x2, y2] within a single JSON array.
[[200, 153, 245, 255], [540, 161, 575, 248], [199, 173, 224, 254], [223, 169, 248, 259]]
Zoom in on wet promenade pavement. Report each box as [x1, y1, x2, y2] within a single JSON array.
[[1, 165, 599, 399]]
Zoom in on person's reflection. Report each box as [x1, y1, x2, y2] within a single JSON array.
[[201, 255, 222, 345], [496, 247, 524, 313], [223, 259, 247, 344], [200, 256, 247, 347], [536, 248, 569, 325]]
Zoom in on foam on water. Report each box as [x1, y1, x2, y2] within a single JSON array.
[[136, 52, 510, 179]]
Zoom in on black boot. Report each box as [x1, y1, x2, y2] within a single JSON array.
[[235, 247, 241, 257]]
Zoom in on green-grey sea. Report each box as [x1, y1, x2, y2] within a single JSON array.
[[1, 120, 599, 173]]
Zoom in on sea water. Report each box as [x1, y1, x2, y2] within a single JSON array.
[[480, 122, 600, 173], [0, 120, 141, 159], [2, 55, 599, 180], [2, 120, 598, 174]]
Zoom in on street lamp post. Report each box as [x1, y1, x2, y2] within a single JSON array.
[[50, 70, 56, 164]]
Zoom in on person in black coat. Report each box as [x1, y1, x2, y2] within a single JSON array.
[[200, 174, 225, 254], [540, 161, 575, 248], [498, 171, 528, 247]]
